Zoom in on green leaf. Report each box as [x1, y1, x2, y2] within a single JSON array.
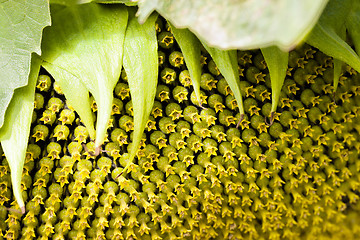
[[41, 3, 128, 153], [316, 0, 352, 33], [333, 26, 346, 93], [201, 42, 244, 118], [307, 25, 360, 73], [122, 9, 158, 171], [41, 63, 96, 139], [306, 0, 360, 73], [169, 23, 202, 105], [50, 0, 91, 5], [0, 0, 50, 128], [346, 0, 360, 55], [93, 0, 138, 6], [0, 54, 41, 214], [137, 0, 328, 51], [261, 46, 288, 118]]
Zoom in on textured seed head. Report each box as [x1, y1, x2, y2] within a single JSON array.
[[9, 23, 360, 240]]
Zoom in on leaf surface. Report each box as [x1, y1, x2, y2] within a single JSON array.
[[202, 42, 244, 117], [93, 0, 138, 5], [0, 0, 50, 128], [41, 3, 128, 152], [123, 9, 158, 171], [306, 0, 360, 73], [137, 0, 328, 51], [0, 54, 41, 213], [332, 26, 346, 93], [261, 46, 288, 115], [50, 0, 91, 5], [42, 63, 96, 139], [346, 0, 360, 55], [169, 23, 202, 105]]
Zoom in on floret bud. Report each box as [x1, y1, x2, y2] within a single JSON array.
[[151, 101, 163, 118], [156, 84, 171, 102], [159, 117, 176, 134], [118, 115, 134, 132], [164, 103, 182, 121], [179, 70, 192, 87], [210, 125, 227, 142], [186, 134, 203, 153], [160, 67, 177, 84], [34, 93, 45, 110], [104, 142, 121, 161], [169, 51, 184, 68], [200, 73, 217, 91], [150, 131, 167, 149], [40, 109, 56, 125], [158, 31, 174, 49], [32, 124, 49, 142], [53, 124, 70, 141], [47, 97, 64, 113], [219, 110, 237, 126], [176, 120, 192, 138], [111, 97, 124, 115], [173, 86, 189, 103], [178, 147, 195, 167]]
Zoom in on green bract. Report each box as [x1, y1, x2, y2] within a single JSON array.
[[137, 0, 328, 50], [169, 22, 202, 105], [261, 46, 289, 118], [122, 9, 158, 171], [0, 54, 41, 213], [41, 3, 129, 153], [305, 1, 360, 73], [0, 0, 50, 128], [201, 42, 245, 119]]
